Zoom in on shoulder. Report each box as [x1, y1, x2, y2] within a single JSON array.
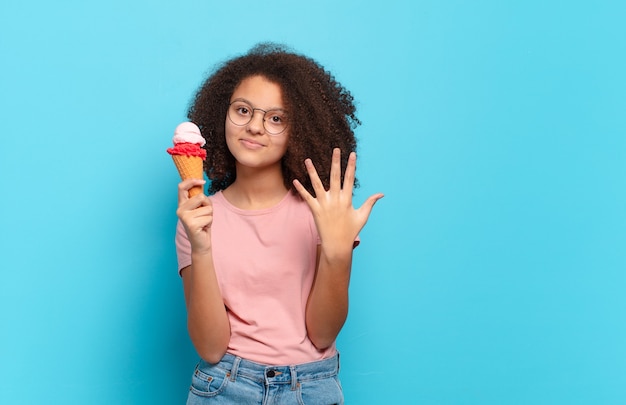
[[283, 192, 313, 216], [207, 191, 225, 204], [283, 192, 319, 241], [284, 191, 308, 208]]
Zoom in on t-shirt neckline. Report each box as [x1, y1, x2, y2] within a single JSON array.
[[215, 190, 293, 216]]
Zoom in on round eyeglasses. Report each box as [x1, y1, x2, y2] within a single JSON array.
[[227, 100, 288, 135]]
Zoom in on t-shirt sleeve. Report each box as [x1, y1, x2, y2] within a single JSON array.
[[175, 219, 192, 276]]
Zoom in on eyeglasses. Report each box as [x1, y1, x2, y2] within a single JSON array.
[[227, 100, 288, 135]]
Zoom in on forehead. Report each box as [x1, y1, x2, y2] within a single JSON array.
[[231, 75, 284, 107]]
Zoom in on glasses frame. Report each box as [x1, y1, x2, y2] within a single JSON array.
[[227, 100, 288, 135]]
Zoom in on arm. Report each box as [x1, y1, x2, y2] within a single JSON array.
[[177, 179, 230, 364], [294, 149, 383, 349], [305, 244, 353, 349]]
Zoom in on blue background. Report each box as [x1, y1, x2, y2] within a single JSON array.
[[1, 1, 625, 403]]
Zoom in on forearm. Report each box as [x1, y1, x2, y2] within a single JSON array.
[[184, 251, 231, 364], [305, 245, 353, 350]]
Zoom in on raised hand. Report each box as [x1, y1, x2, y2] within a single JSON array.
[[293, 148, 384, 254]]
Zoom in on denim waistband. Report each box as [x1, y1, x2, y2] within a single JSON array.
[[212, 353, 340, 389]]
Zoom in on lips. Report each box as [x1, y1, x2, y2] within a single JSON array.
[[240, 138, 265, 149]]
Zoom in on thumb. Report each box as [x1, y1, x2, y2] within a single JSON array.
[[358, 193, 384, 216]]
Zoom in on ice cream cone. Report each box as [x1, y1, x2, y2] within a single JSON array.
[[168, 122, 207, 197], [171, 154, 204, 197]]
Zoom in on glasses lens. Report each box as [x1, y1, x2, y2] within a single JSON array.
[[263, 110, 287, 135], [227, 102, 288, 135], [228, 102, 253, 126]]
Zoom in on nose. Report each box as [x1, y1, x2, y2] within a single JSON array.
[[246, 109, 266, 134]]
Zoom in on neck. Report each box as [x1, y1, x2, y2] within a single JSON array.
[[224, 164, 288, 210]]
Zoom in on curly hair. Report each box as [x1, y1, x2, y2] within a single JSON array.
[[187, 42, 360, 196]]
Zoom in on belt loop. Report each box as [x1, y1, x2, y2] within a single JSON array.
[[229, 356, 241, 382], [337, 351, 340, 373], [290, 365, 298, 391]]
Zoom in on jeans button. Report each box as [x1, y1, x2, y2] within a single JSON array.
[[266, 370, 275, 378]]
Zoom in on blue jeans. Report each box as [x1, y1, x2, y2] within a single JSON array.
[[186, 353, 344, 405]]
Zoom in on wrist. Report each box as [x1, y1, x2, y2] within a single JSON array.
[[319, 243, 353, 263], [191, 246, 213, 260]]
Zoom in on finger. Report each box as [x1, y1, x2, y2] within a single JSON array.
[[329, 148, 341, 191], [194, 209, 214, 230], [198, 194, 213, 208], [178, 193, 205, 212], [342, 151, 357, 193], [179, 199, 214, 231], [292, 179, 316, 205], [178, 179, 206, 203], [304, 158, 326, 196], [194, 201, 213, 218], [357, 193, 385, 218], [189, 210, 213, 229], [177, 194, 211, 220]]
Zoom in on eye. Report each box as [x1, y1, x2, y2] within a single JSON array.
[[266, 111, 286, 124], [236, 106, 251, 116], [269, 115, 282, 123]]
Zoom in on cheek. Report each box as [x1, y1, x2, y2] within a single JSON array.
[[224, 121, 239, 140], [274, 138, 289, 156], [224, 119, 235, 137], [224, 127, 237, 154], [277, 132, 290, 150]]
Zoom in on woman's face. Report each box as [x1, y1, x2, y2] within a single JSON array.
[[225, 75, 289, 172]]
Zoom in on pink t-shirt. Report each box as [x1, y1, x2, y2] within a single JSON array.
[[175, 191, 337, 365]]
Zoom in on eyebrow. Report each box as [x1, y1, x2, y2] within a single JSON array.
[[230, 97, 286, 112]]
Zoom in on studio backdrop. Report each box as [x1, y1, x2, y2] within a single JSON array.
[[1, 0, 625, 404]]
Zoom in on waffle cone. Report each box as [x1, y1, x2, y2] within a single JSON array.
[[171, 154, 204, 197]]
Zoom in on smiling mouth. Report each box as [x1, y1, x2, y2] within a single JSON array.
[[240, 138, 265, 148]]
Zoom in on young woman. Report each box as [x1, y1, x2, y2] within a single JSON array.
[[174, 43, 383, 404]]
